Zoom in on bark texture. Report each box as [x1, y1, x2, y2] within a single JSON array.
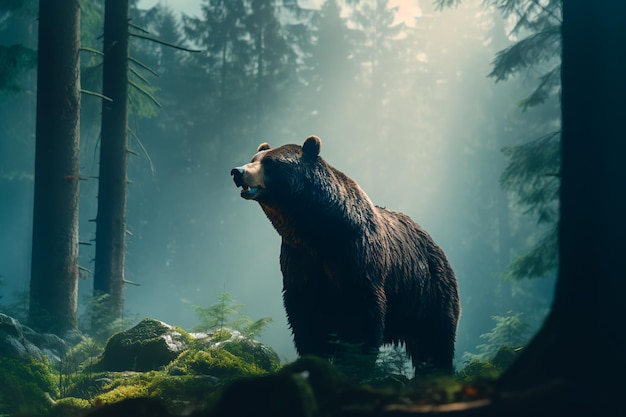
[[93, 0, 130, 326], [29, 0, 81, 335]]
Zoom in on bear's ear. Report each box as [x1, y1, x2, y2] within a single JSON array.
[[302, 135, 322, 158], [257, 142, 271, 152]]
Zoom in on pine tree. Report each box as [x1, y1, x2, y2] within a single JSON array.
[[29, 0, 81, 335], [192, 292, 272, 339], [491, 0, 562, 280], [93, 0, 130, 330]]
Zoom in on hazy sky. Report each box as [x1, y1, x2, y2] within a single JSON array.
[[137, 0, 423, 26]]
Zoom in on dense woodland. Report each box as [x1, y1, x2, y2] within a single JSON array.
[[0, 0, 562, 368], [2, 0, 626, 415]]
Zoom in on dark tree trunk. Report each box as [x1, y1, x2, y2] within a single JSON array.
[[29, 0, 81, 335], [497, 0, 626, 393], [93, 0, 129, 329]]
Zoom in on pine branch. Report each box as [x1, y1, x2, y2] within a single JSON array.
[[130, 32, 202, 53], [78, 265, 93, 277], [129, 22, 150, 34], [488, 26, 560, 82], [128, 79, 161, 107], [129, 64, 150, 84], [79, 47, 104, 56], [519, 64, 560, 110], [129, 127, 156, 178], [129, 56, 159, 77], [433, 0, 462, 10], [531, 0, 562, 24], [80, 89, 112, 102]]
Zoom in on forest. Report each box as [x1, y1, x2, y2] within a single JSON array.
[[0, 0, 623, 416]]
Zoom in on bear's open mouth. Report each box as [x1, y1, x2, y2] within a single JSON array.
[[231, 168, 264, 200], [239, 185, 263, 200]]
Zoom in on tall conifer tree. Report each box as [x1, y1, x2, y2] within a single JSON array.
[[29, 0, 81, 335]]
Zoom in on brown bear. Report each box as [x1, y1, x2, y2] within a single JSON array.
[[231, 136, 460, 373]]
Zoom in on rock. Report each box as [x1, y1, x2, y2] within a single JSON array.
[[0, 313, 43, 359], [22, 326, 73, 362], [94, 318, 191, 371], [190, 328, 281, 372], [0, 313, 83, 363]]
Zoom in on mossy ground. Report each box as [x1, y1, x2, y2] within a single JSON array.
[[2, 326, 518, 417]]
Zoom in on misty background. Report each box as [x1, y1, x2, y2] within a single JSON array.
[[0, 0, 558, 367]]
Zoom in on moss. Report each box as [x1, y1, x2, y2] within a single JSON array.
[[0, 356, 58, 415], [62, 371, 109, 400], [456, 359, 502, 382], [92, 372, 153, 406], [490, 345, 520, 369], [49, 397, 91, 417], [90, 369, 221, 412], [167, 348, 266, 379], [220, 339, 281, 373], [94, 319, 189, 372], [172, 325, 194, 345], [148, 374, 221, 409], [211, 328, 232, 343]]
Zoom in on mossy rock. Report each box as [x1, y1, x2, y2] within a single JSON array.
[[166, 348, 266, 379], [92, 370, 220, 410], [0, 356, 58, 415], [48, 397, 91, 417], [94, 318, 191, 372], [456, 359, 501, 382], [220, 338, 281, 373], [92, 373, 153, 406], [190, 328, 281, 373], [490, 345, 521, 369]]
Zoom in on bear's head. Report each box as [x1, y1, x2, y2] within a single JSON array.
[[230, 136, 322, 204]]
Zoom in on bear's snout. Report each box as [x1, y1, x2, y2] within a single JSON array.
[[231, 167, 245, 188], [231, 164, 265, 200]]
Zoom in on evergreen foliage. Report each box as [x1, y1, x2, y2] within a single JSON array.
[[81, 293, 125, 342], [472, 311, 529, 360], [491, 0, 562, 280], [193, 292, 272, 339], [0, 44, 36, 93]]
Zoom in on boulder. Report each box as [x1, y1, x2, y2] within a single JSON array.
[[95, 318, 191, 371], [0, 313, 42, 359], [191, 328, 281, 372], [0, 313, 82, 363]]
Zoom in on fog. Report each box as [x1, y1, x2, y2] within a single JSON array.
[[0, 0, 557, 368]]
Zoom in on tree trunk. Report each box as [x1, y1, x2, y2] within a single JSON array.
[[93, 0, 129, 330], [498, 0, 626, 392], [29, 0, 81, 335]]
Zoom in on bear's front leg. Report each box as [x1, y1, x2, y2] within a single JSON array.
[[330, 286, 386, 376], [282, 288, 339, 358]]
